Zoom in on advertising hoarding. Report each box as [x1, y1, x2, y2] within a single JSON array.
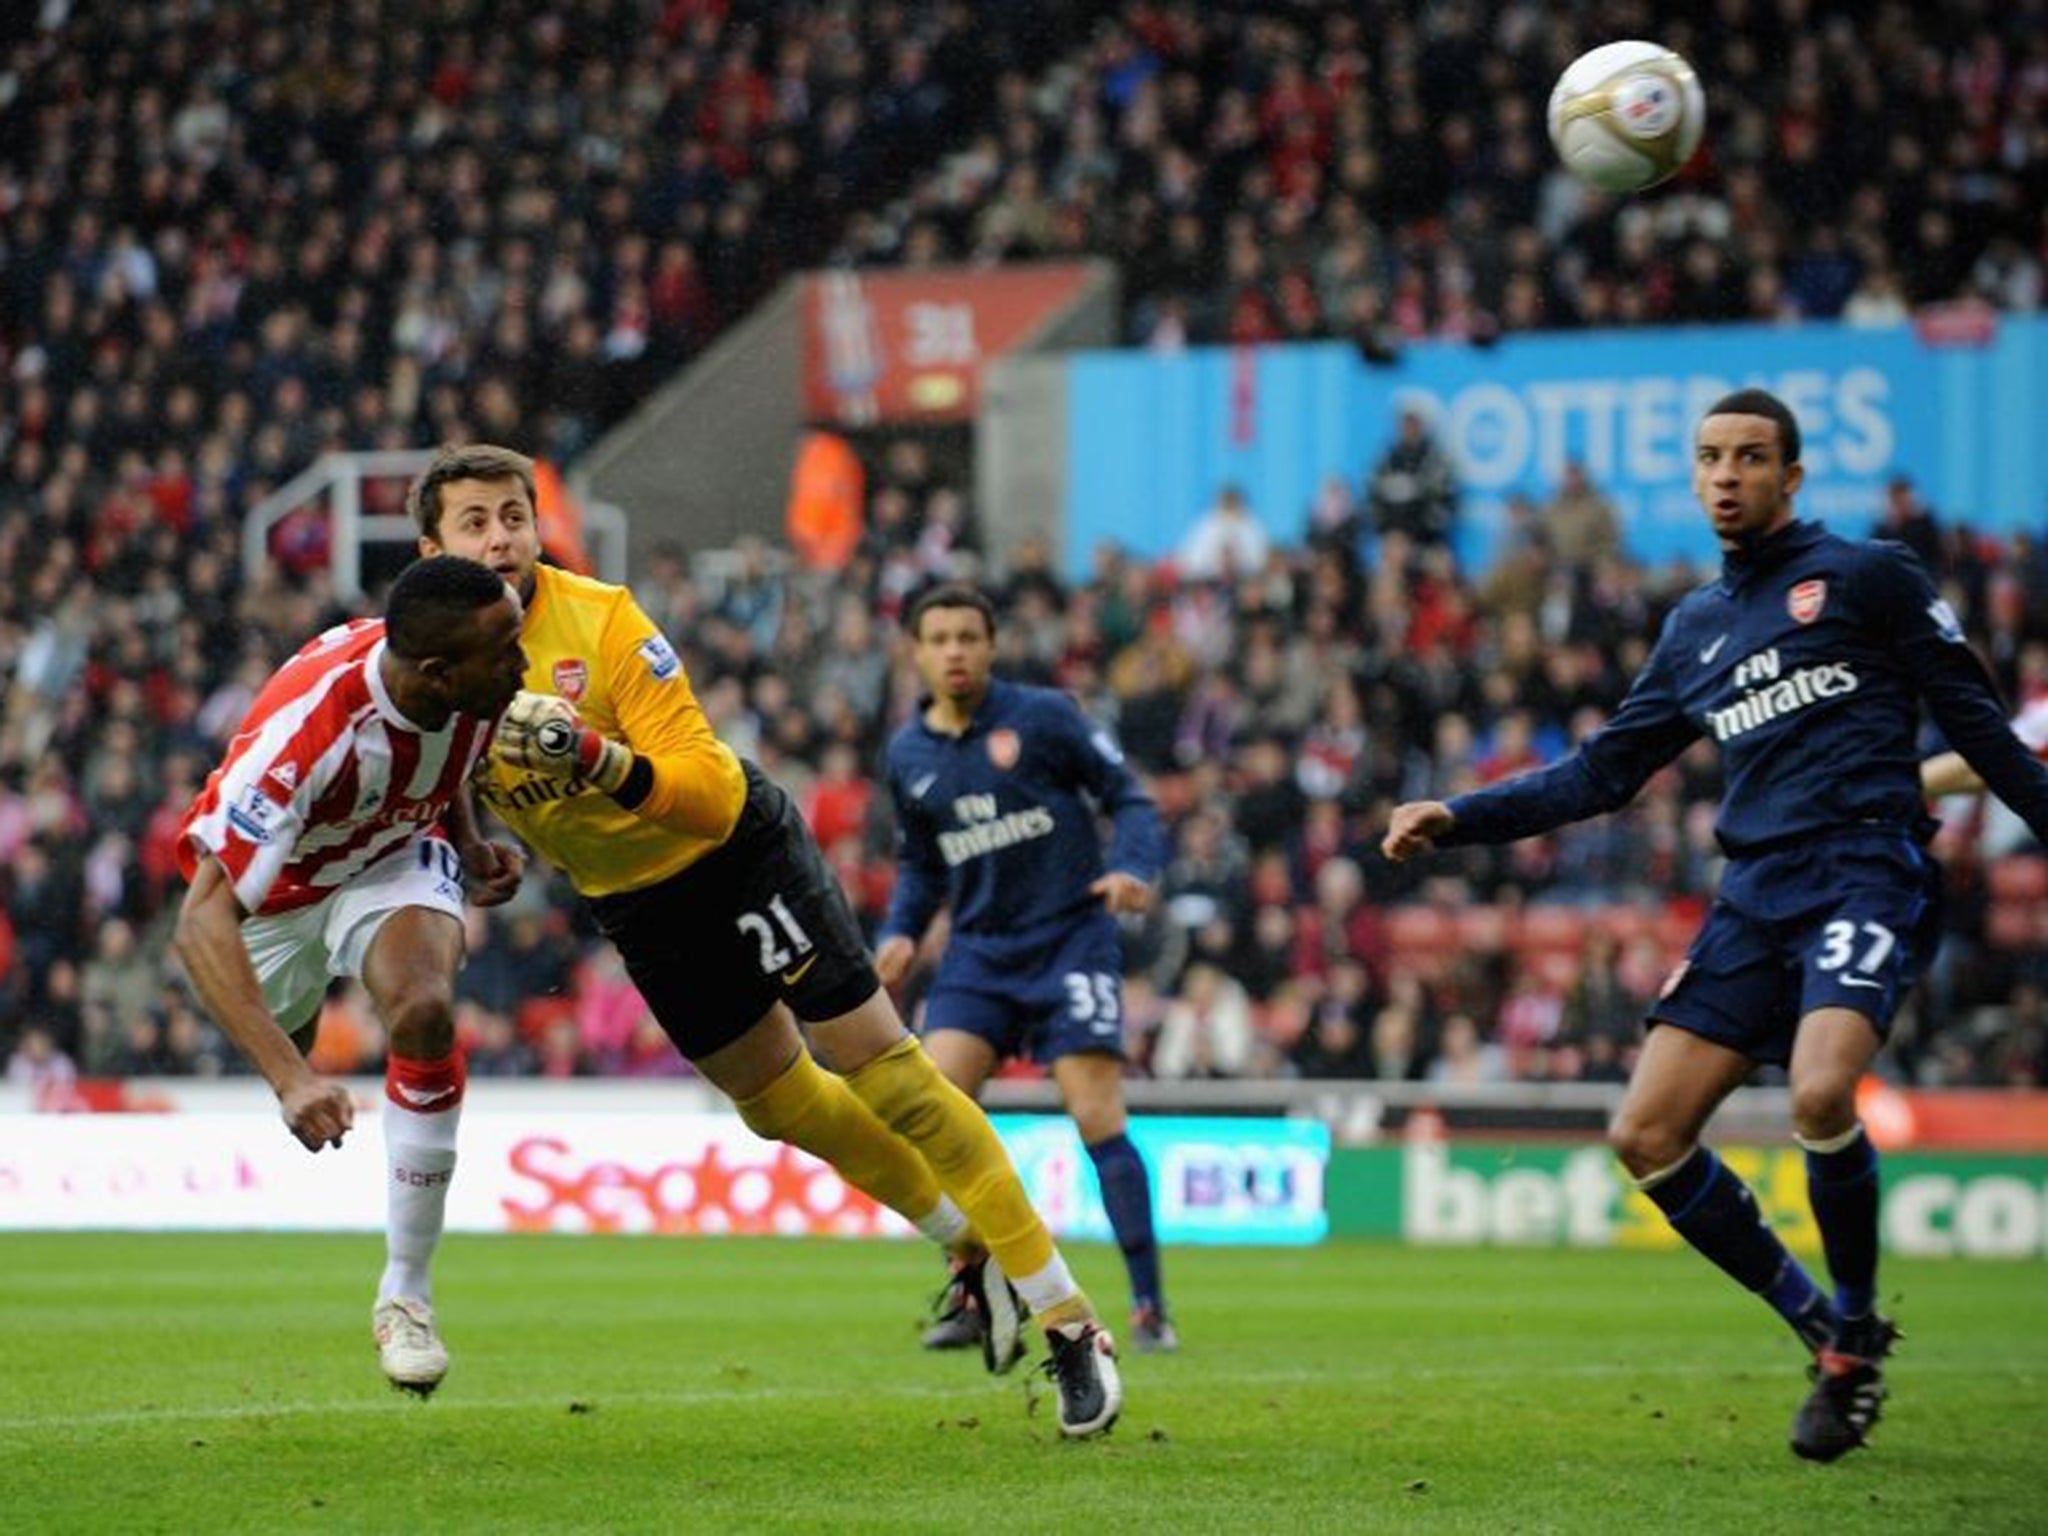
[[0, 1111, 1327, 1245], [1064, 318, 2048, 573], [1328, 1144, 2048, 1259], [804, 263, 1094, 425]]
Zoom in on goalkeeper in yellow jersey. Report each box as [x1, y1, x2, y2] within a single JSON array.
[[412, 445, 1120, 1437]]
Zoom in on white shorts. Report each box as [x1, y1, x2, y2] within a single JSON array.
[[241, 838, 466, 1032]]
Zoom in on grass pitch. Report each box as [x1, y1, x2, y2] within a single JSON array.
[[1, 1235, 2041, 1533]]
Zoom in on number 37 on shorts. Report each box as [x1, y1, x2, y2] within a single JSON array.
[[1799, 894, 1931, 1017]]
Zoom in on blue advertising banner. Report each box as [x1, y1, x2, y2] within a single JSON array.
[[1064, 318, 2048, 574], [990, 1113, 1330, 1246]]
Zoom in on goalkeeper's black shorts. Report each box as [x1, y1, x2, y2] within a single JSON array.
[[587, 762, 880, 1059]]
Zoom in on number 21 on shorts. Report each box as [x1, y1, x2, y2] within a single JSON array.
[[738, 894, 815, 982]]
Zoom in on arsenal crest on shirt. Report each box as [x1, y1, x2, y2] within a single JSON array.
[[1787, 579, 1827, 624], [987, 727, 1021, 769], [553, 658, 589, 702]]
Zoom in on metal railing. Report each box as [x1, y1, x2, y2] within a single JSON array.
[[242, 450, 628, 603]]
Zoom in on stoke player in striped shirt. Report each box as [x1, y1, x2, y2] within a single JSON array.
[[173, 555, 528, 1395]]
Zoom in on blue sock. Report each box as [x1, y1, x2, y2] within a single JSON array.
[[1803, 1125, 1880, 1321], [1086, 1132, 1163, 1313], [1644, 1147, 1836, 1349]]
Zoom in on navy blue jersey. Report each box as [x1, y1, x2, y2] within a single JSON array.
[[1444, 521, 2048, 860], [882, 680, 1167, 949]]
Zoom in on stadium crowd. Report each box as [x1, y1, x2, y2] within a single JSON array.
[[866, 0, 2048, 345], [7, 418, 2046, 1094], [1, 0, 2045, 1093]]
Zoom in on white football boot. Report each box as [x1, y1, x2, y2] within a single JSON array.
[[373, 1297, 449, 1396]]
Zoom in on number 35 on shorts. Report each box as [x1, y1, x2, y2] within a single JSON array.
[[1063, 971, 1122, 1036]]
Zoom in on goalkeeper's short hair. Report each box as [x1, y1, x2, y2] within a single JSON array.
[[407, 443, 537, 539]]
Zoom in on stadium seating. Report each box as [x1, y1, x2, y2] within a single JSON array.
[[1, 1, 2043, 1091], [862, 2, 2048, 345], [1988, 856, 2048, 905]]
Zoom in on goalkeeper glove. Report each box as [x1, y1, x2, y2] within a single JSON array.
[[493, 690, 634, 795]]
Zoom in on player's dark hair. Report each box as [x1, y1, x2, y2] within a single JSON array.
[[407, 443, 537, 538], [386, 555, 510, 660], [1702, 388, 1802, 464], [906, 582, 997, 640]]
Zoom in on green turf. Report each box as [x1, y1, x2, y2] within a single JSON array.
[[0, 1236, 2040, 1533]]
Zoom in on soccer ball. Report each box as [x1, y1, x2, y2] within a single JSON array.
[[1546, 41, 1705, 194]]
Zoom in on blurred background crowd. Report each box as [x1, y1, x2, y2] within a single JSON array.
[[1, 0, 2044, 1094]]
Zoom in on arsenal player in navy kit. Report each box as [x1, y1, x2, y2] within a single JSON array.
[[877, 584, 1176, 1354], [1386, 390, 2048, 1462]]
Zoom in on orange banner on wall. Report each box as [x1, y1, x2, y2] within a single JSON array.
[[802, 262, 1093, 425], [1858, 1083, 2048, 1151]]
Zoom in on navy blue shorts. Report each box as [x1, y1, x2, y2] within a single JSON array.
[[922, 914, 1128, 1065], [1652, 833, 1942, 1067]]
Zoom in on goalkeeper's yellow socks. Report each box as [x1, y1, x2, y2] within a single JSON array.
[[1034, 1293, 1095, 1332], [845, 1035, 1087, 1319], [734, 1046, 975, 1248]]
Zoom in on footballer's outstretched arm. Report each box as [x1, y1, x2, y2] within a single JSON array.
[[875, 755, 951, 987], [1046, 692, 1165, 912], [592, 592, 747, 839], [487, 590, 745, 839], [1432, 639, 1699, 848], [1867, 544, 2048, 841], [173, 857, 354, 1151], [1383, 800, 1457, 862], [1920, 751, 1982, 798]]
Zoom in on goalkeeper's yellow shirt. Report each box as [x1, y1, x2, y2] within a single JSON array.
[[476, 563, 747, 897]]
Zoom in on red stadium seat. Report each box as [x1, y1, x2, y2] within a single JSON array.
[[1987, 856, 2048, 903], [516, 997, 576, 1044], [1456, 905, 1512, 953], [1986, 902, 2041, 952], [1519, 905, 1590, 958], [1596, 905, 1656, 945], [1386, 906, 1457, 955], [1655, 903, 1704, 955]]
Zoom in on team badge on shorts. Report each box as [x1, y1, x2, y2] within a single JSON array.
[[552, 658, 589, 702], [987, 728, 1021, 769], [1787, 579, 1827, 624]]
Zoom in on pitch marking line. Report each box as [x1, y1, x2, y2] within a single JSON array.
[[0, 1359, 2020, 1436]]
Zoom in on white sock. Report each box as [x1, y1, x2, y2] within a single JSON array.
[[378, 1099, 462, 1306], [1794, 1123, 1865, 1154], [1008, 1252, 1082, 1318], [914, 1193, 971, 1249], [1631, 1146, 1699, 1193]]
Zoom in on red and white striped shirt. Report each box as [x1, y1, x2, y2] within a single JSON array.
[[179, 618, 492, 916]]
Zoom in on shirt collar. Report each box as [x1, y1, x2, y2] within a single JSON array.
[[363, 636, 420, 732], [1719, 518, 1821, 592], [918, 679, 1005, 740]]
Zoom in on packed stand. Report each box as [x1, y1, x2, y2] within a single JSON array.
[[0, 0, 1079, 1088], [4, 0, 2048, 1091], [713, 432, 2045, 1093], [6, 407, 2046, 1089], [857, 0, 2048, 345]]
